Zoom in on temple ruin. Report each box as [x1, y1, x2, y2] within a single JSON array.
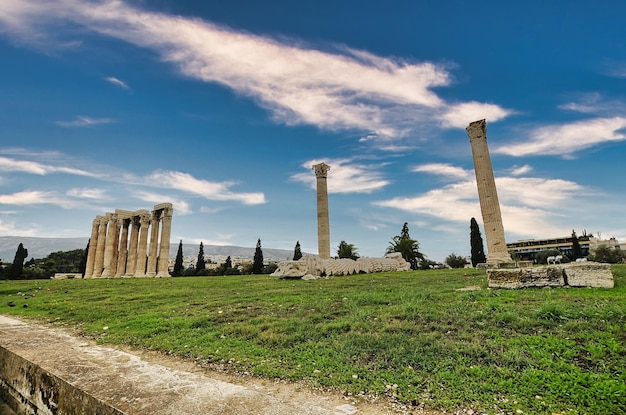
[[84, 203, 173, 278]]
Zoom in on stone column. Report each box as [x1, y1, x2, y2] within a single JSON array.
[[312, 162, 331, 259], [84, 217, 100, 278], [134, 212, 151, 277], [156, 204, 174, 277], [466, 119, 512, 264], [115, 218, 131, 277], [92, 215, 109, 278], [125, 215, 140, 276], [102, 213, 120, 277], [146, 210, 161, 277]]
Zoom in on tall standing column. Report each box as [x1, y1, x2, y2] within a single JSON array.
[[102, 213, 120, 277], [84, 217, 100, 278], [93, 215, 109, 278], [466, 119, 512, 264], [134, 212, 151, 277], [146, 210, 161, 277], [125, 216, 140, 276], [156, 204, 174, 277], [312, 162, 331, 259], [115, 218, 131, 277]]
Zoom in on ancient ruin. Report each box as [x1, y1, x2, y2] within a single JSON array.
[[465, 120, 614, 288], [488, 262, 614, 289], [313, 162, 331, 259], [270, 252, 411, 279], [84, 203, 173, 278], [466, 119, 512, 264]]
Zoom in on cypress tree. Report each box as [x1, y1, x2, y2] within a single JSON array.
[[195, 242, 206, 274], [173, 240, 184, 276], [293, 241, 303, 260], [9, 243, 28, 279], [470, 217, 487, 267], [252, 238, 264, 274], [571, 229, 583, 259]]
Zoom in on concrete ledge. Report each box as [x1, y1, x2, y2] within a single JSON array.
[[0, 316, 339, 415], [487, 262, 614, 289]]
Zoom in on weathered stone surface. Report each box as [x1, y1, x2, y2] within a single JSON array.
[[488, 266, 564, 289], [0, 316, 350, 415], [270, 253, 410, 278], [563, 262, 614, 288], [466, 119, 512, 264], [85, 204, 173, 279], [488, 262, 614, 289], [312, 163, 331, 259]]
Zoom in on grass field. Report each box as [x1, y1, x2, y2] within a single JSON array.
[[2, 265, 625, 414]]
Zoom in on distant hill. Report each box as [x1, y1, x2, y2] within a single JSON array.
[[0, 236, 298, 262]]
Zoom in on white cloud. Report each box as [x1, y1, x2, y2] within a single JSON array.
[[508, 164, 532, 176], [0, 155, 95, 176], [66, 187, 107, 199], [558, 93, 626, 115], [147, 170, 266, 205], [104, 76, 130, 90], [411, 163, 472, 180], [495, 117, 626, 157], [0, 0, 511, 140], [0, 190, 77, 208], [0, 218, 40, 236], [375, 167, 588, 239], [54, 116, 115, 127], [134, 190, 192, 215], [291, 158, 390, 194], [438, 101, 513, 129]]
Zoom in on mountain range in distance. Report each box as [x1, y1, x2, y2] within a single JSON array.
[[0, 236, 300, 262]]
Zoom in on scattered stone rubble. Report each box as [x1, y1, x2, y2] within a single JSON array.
[[270, 253, 410, 279]]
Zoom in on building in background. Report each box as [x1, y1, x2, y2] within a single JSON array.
[[507, 234, 624, 262]]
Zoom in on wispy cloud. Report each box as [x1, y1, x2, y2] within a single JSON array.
[[291, 158, 390, 194], [508, 164, 532, 176], [0, 155, 97, 176], [54, 116, 115, 127], [411, 163, 472, 180], [104, 76, 130, 90], [438, 101, 512, 129], [0, 218, 40, 237], [558, 93, 626, 115], [134, 190, 192, 215], [0, 0, 511, 141], [65, 187, 107, 199], [0, 190, 78, 208], [147, 170, 265, 205], [495, 117, 626, 157], [375, 165, 588, 239]]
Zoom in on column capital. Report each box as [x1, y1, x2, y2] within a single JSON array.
[[312, 162, 331, 178], [466, 119, 487, 142]]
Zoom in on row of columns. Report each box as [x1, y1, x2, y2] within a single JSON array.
[[84, 203, 173, 278]]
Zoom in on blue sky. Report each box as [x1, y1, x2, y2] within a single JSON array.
[[1, 0, 625, 261]]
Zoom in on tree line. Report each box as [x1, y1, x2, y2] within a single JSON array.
[[3, 219, 621, 279], [0, 243, 87, 280]]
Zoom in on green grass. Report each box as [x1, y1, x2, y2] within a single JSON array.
[[2, 265, 626, 414]]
